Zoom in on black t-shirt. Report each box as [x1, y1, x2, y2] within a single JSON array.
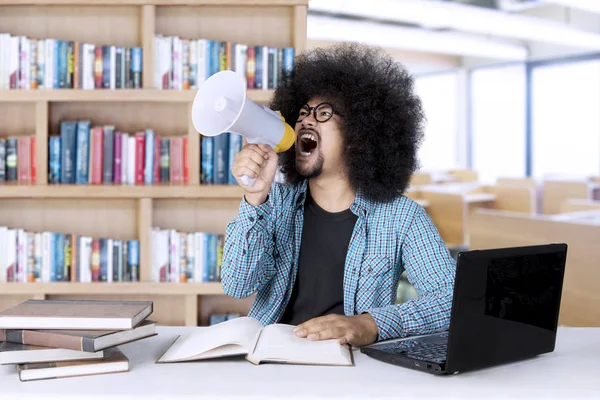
[[279, 189, 358, 326]]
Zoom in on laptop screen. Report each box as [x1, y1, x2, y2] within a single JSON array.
[[446, 244, 567, 373]]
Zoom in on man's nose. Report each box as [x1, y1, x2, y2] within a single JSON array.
[[301, 112, 318, 127]]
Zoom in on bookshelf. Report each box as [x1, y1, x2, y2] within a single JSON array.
[[0, 0, 307, 326]]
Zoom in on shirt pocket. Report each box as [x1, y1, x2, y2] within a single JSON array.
[[361, 254, 393, 277]]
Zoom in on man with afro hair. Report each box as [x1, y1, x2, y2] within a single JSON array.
[[222, 42, 456, 347]]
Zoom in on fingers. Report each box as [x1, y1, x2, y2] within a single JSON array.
[[294, 314, 338, 336], [232, 158, 263, 180], [294, 314, 346, 340]]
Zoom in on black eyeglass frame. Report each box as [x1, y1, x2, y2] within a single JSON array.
[[296, 102, 343, 123]]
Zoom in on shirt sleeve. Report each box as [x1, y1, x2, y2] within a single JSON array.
[[366, 206, 457, 341], [220, 186, 280, 299]]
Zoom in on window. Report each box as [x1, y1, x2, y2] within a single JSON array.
[[414, 72, 459, 172], [531, 59, 600, 178], [470, 64, 527, 184]]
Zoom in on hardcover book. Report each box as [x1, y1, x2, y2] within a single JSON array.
[[16, 347, 129, 382], [0, 299, 153, 330]]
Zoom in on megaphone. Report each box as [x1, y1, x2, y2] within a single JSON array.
[[191, 70, 296, 187]]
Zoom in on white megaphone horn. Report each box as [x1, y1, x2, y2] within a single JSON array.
[[191, 70, 296, 187]]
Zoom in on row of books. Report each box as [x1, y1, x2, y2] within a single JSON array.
[[201, 133, 286, 185], [49, 121, 189, 185], [0, 33, 143, 90], [0, 136, 36, 183], [151, 228, 223, 283], [0, 226, 140, 283], [154, 36, 295, 90], [0, 299, 154, 382]]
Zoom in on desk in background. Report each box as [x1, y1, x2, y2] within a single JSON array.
[[1, 326, 598, 400]]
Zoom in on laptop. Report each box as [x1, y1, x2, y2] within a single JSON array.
[[361, 243, 568, 375]]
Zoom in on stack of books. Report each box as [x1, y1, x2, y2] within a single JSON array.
[[0, 299, 155, 382]]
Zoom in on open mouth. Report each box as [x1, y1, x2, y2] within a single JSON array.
[[298, 131, 318, 157]]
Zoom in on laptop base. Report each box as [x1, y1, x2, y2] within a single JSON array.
[[361, 346, 447, 375]]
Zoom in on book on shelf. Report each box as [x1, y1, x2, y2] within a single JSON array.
[[49, 120, 189, 186], [0, 33, 142, 90], [154, 35, 294, 90], [0, 299, 153, 330], [16, 347, 130, 382], [0, 226, 139, 283], [156, 316, 353, 366], [0, 320, 156, 353], [201, 132, 243, 185], [151, 228, 223, 283], [0, 136, 36, 183]]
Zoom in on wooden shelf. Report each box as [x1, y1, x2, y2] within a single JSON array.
[[0, 282, 225, 295], [0, 184, 246, 199], [0, 89, 274, 104], [1, 0, 307, 5]]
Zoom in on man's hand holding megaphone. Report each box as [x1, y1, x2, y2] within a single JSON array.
[[191, 71, 296, 204], [231, 144, 279, 206]]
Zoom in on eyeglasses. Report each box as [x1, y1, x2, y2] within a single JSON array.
[[297, 102, 343, 123]]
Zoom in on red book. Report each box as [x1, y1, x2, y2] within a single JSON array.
[[154, 135, 160, 183], [113, 132, 122, 184], [17, 137, 31, 182], [246, 47, 256, 89], [94, 46, 103, 89], [182, 137, 189, 184], [91, 127, 104, 185], [134, 132, 146, 185], [30, 136, 36, 183], [91, 239, 100, 282], [170, 137, 183, 184]]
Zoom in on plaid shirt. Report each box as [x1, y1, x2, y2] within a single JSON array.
[[221, 179, 456, 341]]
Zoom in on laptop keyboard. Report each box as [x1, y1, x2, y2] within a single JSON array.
[[373, 332, 449, 364]]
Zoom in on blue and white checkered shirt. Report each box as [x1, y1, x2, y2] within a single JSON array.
[[221, 179, 456, 341]]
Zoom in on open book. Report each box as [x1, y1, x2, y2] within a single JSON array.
[[156, 316, 353, 366]]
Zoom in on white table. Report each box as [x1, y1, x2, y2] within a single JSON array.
[[2, 326, 599, 400]]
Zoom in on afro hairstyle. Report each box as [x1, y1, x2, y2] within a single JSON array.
[[271, 42, 425, 203]]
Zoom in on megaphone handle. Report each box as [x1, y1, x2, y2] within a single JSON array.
[[240, 175, 257, 187]]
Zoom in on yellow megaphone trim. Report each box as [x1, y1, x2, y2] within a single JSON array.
[[273, 112, 296, 153]]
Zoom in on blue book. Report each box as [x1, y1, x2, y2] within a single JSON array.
[[128, 240, 139, 282], [131, 47, 142, 89], [99, 238, 107, 282], [59, 40, 67, 89], [144, 129, 155, 184], [212, 40, 220, 76], [60, 121, 77, 184], [49, 233, 56, 282], [227, 133, 243, 184], [55, 233, 65, 282], [206, 40, 213, 79], [53, 40, 60, 89], [283, 47, 295, 74], [208, 234, 217, 282], [212, 133, 229, 184], [48, 137, 61, 184], [203, 233, 210, 282], [201, 136, 214, 184], [255, 45, 263, 89], [75, 120, 90, 184]]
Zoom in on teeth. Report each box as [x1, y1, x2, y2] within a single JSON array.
[[301, 133, 316, 142], [300, 151, 311, 157]]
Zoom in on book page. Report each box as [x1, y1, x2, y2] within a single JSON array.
[[157, 317, 263, 363], [248, 324, 352, 366]]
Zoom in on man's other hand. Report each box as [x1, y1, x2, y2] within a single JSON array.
[[293, 313, 379, 347]]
